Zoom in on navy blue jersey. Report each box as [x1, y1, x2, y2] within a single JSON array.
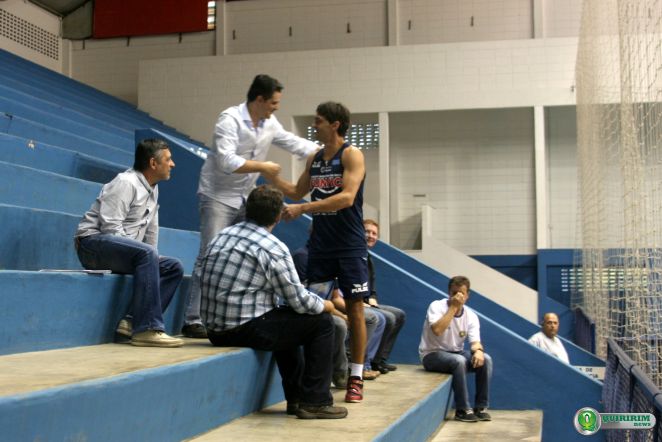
[[308, 143, 367, 258]]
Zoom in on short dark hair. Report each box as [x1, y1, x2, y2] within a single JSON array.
[[133, 139, 169, 171], [448, 275, 471, 293], [316, 101, 350, 137], [247, 74, 283, 102], [246, 185, 284, 227]]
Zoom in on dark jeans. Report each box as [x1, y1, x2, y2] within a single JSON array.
[[422, 349, 492, 411], [208, 308, 335, 407], [76, 234, 184, 334]]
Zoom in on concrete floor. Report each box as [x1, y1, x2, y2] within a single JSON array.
[[431, 410, 543, 442], [189, 365, 448, 442], [0, 343, 542, 442], [0, 339, 232, 396]]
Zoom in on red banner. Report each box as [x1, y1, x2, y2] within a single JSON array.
[[93, 0, 210, 39]]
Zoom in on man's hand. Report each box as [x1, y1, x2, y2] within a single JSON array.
[[368, 298, 378, 307], [449, 291, 465, 310], [471, 349, 485, 368], [260, 161, 281, 180], [283, 203, 305, 221]]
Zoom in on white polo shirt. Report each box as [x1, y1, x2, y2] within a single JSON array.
[[419, 299, 481, 360], [528, 331, 570, 363]]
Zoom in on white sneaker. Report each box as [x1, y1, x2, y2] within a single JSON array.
[[131, 330, 184, 348], [116, 319, 132, 337]]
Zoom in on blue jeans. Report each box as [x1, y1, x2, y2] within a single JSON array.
[[364, 307, 386, 364], [373, 304, 406, 364], [422, 350, 492, 411], [331, 315, 348, 375], [185, 196, 245, 325], [77, 234, 184, 334]]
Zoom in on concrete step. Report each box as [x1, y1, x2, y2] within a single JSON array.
[[431, 410, 543, 442], [190, 365, 452, 442], [0, 340, 283, 441]]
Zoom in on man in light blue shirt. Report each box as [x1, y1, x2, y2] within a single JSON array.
[[75, 139, 184, 348], [182, 74, 318, 338]]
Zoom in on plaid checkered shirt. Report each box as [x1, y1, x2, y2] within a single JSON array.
[[200, 221, 325, 332]]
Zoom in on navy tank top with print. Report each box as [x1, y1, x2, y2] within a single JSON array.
[[308, 142, 367, 258]]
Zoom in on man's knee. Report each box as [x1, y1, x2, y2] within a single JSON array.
[[161, 256, 184, 276]]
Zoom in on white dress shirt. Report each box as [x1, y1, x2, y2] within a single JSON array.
[[198, 102, 318, 208]]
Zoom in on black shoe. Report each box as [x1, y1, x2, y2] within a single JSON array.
[[286, 402, 299, 415], [454, 409, 479, 422], [382, 362, 397, 371], [296, 404, 348, 419], [181, 323, 208, 338], [474, 408, 492, 421], [371, 362, 389, 374]]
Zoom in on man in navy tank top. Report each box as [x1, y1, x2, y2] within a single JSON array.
[[267, 102, 369, 403]]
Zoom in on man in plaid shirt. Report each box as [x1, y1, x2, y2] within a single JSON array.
[[200, 185, 347, 419]]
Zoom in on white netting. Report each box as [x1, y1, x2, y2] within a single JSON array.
[[575, 0, 662, 386]]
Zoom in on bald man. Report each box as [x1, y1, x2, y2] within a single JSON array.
[[528, 313, 569, 364]]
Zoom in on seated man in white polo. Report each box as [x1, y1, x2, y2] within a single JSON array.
[[419, 275, 493, 423]]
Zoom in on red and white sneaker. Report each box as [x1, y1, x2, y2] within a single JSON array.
[[345, 376, 364, 403]]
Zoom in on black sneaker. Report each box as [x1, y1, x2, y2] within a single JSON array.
[[296, 404, 348, 419], [454, 409, 479, 422], [474, 408, 492, 421], [181, 323, 208, 339]]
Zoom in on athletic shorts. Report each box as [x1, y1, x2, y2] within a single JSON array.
[[307, 256, 369, 301]]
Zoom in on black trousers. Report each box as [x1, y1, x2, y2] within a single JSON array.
[[208, 308, 335, 407]]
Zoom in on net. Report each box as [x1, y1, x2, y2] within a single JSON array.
[[575, 0, 662, 387]]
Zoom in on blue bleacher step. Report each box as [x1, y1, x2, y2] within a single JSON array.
[[0, 341, 284, 441], [0, 132, 124, 184], [0, 270, 193, 355], [0, 205, 199, 273], [191, 365, 452, 442]]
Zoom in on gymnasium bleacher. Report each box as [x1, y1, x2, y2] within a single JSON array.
[[0, 47, 606, 441]]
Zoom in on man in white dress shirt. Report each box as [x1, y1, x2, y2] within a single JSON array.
[[528, 312, 569, 364], [182, 74, 319, 338]]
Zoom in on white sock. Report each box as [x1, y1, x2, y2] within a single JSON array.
[[350, 363, 364, 378]]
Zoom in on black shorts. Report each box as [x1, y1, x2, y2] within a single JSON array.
[[307, 256, 369, 300]]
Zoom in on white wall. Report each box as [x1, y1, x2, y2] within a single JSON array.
[[70, 32, 215, 104], [542, 0, 583, 38], [390, 108, 536, 254], [226, 0, 387, 54], [397, 0, 533, 45], [0, 0, 62, 72], [547, 105, 578, 248]]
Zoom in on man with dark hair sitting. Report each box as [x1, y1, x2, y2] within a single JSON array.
[[200, 185, 347, 419], [74, 139, 184, 348]]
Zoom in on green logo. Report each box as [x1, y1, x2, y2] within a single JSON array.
[[574, 407, 601, 435]]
